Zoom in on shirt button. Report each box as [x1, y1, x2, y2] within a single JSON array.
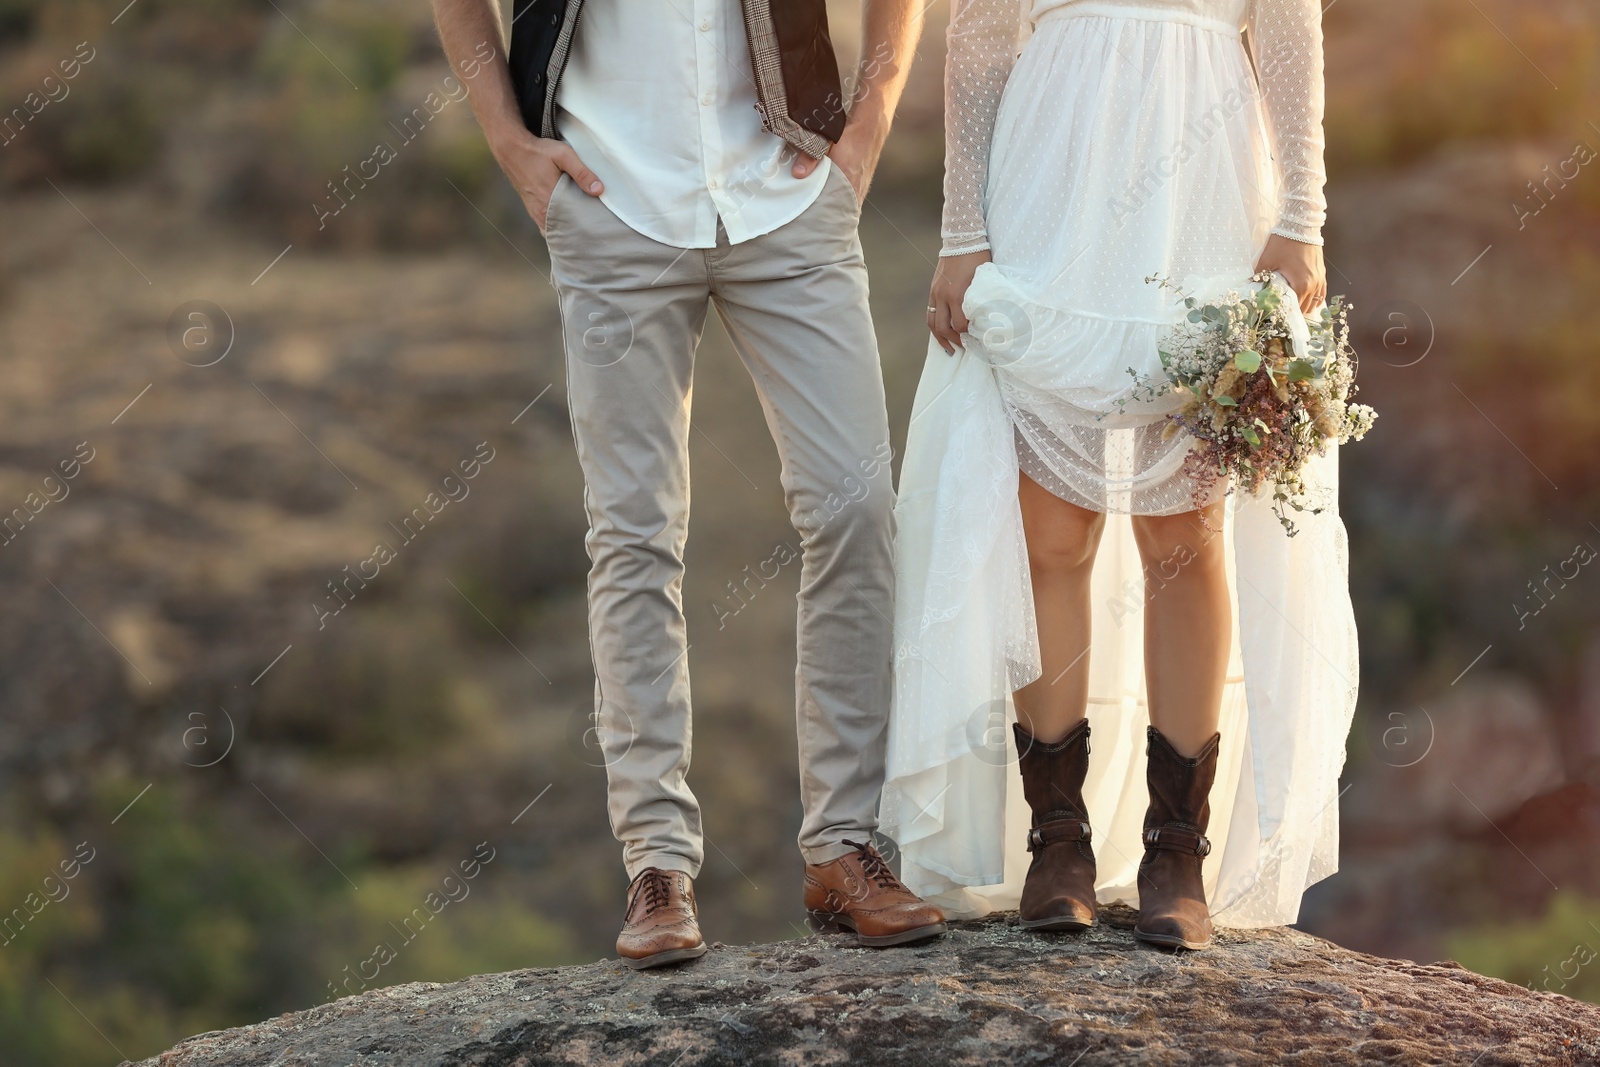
[[699, 19, 711, 31], [708, 179, 720, 190], [700, 92, 713, 106]]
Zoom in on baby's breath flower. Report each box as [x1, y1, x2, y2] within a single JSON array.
[[1128, 275, 1377, 534]]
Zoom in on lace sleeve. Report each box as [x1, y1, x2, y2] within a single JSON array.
[[1247, 0, 1328, 245], [940, 0, 1029, 257]]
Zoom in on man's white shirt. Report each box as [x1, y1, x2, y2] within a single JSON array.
[[555, 0, 834, 249]]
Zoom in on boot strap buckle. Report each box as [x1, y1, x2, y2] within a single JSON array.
[[1143, 826, 1211, 857], [1027, 819, 1092, 852]]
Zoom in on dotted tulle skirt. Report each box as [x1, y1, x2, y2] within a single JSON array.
[[881, 5, 1359, 927]]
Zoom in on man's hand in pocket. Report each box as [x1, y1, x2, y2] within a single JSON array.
[[490, 130, 604, 232]]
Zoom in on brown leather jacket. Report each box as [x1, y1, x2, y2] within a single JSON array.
[[507, 0, 847, 159]]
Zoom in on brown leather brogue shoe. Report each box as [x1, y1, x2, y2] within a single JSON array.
[[804, 840, 947, 947], [1134, 727, 1220, 951], [616, 868, 708, 970], [1015, 719, 1098, 931]]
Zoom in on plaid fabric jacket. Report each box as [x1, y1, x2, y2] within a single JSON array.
[[507, 0, 847, 159]]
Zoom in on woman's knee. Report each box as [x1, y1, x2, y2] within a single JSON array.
[[1130, 509, 1222, 573], [1024, 504, 1105, 574]]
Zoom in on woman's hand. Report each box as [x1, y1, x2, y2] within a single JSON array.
[[1254, 233, 1326, 314], [929, 250, 992, 353]]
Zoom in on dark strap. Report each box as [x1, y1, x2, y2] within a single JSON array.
[[1027, 817, 1092, 852], [1143, 825, 1212, 857]]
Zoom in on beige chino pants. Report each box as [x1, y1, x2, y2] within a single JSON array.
[[544, 166, 896, 880]]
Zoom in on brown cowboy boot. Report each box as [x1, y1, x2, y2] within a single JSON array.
[[804, 840, 947, 947], [1134, 726, 1221, 950], [1014, 719, 1098, 931], [616, 868, 708, 970]]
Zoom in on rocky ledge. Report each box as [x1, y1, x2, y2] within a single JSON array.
[[133, 908, 1600, 1066]]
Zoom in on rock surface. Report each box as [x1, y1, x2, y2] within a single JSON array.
[[133, 909, 1600, 1066]]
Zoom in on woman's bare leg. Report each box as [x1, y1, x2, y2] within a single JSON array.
[[1014, 473, 1106, 744], [1129, 502, 1229, 758]]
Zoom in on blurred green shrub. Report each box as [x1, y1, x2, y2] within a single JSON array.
[[1448, 892, 1600, 1004], [252, 611, 461, 756], [0, 779, 576, 1067], [0, 0, 513, 246], [232, 0, 506, 248], [0, 0, 46, 44], [1326, 0, 1598, 171], [43, 64, 162, 180], [253, 1, 411, 95], [318, 860, 576, 1001], [0, 45, 161, 184]]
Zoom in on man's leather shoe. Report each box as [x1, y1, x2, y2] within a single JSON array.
[[804, 839, 947, 947], [616, 868, 708, 970]]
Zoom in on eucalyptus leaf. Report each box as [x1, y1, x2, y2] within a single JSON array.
[[1214, 395, 1238, 407], [1234, 349, 1262, 373], [1287, 359, 1317, 381]]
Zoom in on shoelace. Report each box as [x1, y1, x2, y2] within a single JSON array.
[[635, 869, 674, 915], [842, 839, 903, 892]]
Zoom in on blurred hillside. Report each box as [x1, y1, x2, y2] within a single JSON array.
[[1, 0, 1599, 1062]]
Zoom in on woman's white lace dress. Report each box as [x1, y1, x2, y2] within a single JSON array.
[[880, 0, 1359, 926]]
